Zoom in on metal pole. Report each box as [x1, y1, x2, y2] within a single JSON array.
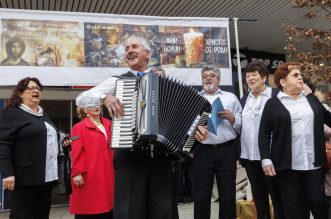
[[233, 17, 243, 98], [70, 100, 73, 132]]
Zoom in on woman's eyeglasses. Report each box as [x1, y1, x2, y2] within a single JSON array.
[[26, 86, 42, 92], [289, 72, 302, 78]]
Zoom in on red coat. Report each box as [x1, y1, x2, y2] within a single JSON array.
[[69, 117, 114, 214]]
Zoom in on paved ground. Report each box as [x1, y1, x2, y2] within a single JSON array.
[[0, 202, 222, 219]]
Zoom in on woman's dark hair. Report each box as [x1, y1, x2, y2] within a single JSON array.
[[274, 62, 301, 91], [245, 60, 269, 79], [4, 77, 43, 110]]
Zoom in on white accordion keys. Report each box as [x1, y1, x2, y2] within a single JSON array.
[[111, 79, 138, 149]]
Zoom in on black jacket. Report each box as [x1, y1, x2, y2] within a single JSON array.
[[258, 94, 331, 170], [0, 108, 58, 186]]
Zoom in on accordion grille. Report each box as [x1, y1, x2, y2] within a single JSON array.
[[157, 77, 211, 153]]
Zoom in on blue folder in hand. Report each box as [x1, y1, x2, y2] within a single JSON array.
[[207, 97, 224, 135]]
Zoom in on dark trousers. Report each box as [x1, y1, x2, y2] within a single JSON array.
[[173, 158, 195, 202], [75, 210, 113, 219], [327, 196, 331, 219], [276, 168, 329, 219], [242, 159, 284, 219], [194, 142, 237, 219], [184, 157, 195, 200], [9, 182, 53, 219], [113, 150, 176, 219], [173, 160, 185, 201], [172, 166, 179, 219]]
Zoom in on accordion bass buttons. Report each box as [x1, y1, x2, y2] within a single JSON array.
[[140, 100, 146, 109]]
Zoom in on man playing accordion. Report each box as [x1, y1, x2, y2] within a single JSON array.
[[77, 35, 208, 219]]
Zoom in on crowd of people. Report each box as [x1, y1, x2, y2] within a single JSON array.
[[1, 35, 331, 219]]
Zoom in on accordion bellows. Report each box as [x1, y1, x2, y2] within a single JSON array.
[[111, 73, 211, 158]]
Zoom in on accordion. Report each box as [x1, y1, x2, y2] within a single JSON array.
[[111, 73, 211, 159]]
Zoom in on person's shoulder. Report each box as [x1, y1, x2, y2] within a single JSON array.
[[306, 93, 319, 101], [0, 107, 22, 122], [72, 120, 85, 130], [42, 111, 50, 118], [19, 58, 30, 66], [2, 107, 20, 115], [221, 90, 240, 100], [306, 93, 325, 108], [264, 96, 280, 107], [101, 116, 111, 125], [221, 90, 234, 96], [240, 92, 249, 101]]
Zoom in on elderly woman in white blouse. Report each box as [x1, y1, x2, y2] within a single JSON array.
[[259, 62, 331, 219], [240, 61, 284, 219]]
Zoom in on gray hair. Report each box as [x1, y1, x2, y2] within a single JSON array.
[[125, 35, 151, 53], [201, 65, 221, 78]]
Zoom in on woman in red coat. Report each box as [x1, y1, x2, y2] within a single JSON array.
[[69, 93, 114, 219]]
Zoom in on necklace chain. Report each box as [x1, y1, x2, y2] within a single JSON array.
[[89, 118, 101, 126]]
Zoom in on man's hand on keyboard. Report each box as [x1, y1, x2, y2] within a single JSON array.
[[104, 94, 124, 118]]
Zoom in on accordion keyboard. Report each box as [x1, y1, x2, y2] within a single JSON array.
[[182, 111, 210, 152], [111, 79, 138, 149]]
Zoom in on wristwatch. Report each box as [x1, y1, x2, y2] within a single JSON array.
[[100, 93, 107, 104]]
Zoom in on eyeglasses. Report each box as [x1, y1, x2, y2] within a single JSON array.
[[289, 72, 302, 78], [26, 86, 42, 92], [202, 74, 218, 79]]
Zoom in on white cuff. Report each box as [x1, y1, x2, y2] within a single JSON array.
[[261, 159, 273, 168]]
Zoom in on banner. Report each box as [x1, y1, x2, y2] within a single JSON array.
[[0, 9, 232, 86], [231, 49, 286, 74]]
